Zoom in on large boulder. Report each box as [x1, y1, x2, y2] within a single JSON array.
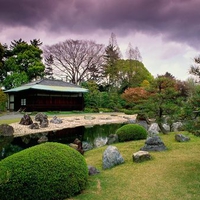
[[140, 136, 167, 151], [35, 112, 49, 128], [102, 145, 124, 169], [133, 151, 151, 162], [0, 124, 14, 137], [19, 114, 33, 125]]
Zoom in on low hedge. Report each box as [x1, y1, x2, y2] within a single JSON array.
[[0, 142, 88, 200], [116, 124, 147, 142]]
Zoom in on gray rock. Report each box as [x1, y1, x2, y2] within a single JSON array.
[[88, 165, 100, 176], [102, 145, 124, 169], [50, 116, 63, 124], [137, 120, 148, 130], [0, 124, 14, 136], [29, 123, 39, 129], [82, 141, 93, 151], [40, 120, 49, 128], [172, 122, 183, 132], [94, 137, 107, 148], [19, 114, 33, 125], [148, 123, 160, 137], [84, 116, 96, 120], [106, 134, 119, 145], [175, 134, 190, 142], [133, 151, 151, 162], [35, 112, 49, 128], [37, 135, 48, 144], [163, 124, 170, 132], [140, 136, 167, 151]]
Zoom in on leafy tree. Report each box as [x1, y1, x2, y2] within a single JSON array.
[[82, 81, 100, 109], [3, 39, 45, 89], [121, 87, 150, 104], [117, 59, 154, 92], [44, 39, 105, 84], [82, 81, 124, 111], [3, 72, 29, 90], [146, 76, 183, 133], [0, 43, 7, 83], [122, 74, 184, 133], [0, 89, 7, 111]]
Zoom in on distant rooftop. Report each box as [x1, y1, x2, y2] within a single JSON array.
[[5, 79, 88, 93]]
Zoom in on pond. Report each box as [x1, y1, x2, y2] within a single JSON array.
[[0, 123, 125, 160]]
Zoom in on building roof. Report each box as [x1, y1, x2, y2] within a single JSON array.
[[5, 79, 88, 93]]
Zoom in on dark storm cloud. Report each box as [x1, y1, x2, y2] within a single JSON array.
[[1, 0, 200, 48]]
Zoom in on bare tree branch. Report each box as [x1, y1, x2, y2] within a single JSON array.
[[43, 39, 105, 84]]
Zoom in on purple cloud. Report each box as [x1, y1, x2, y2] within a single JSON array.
[[0, 0, 200, 48]]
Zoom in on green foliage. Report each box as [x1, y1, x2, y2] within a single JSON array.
[[117, 59, 154, 89], [3, 39, 45, 89], [2, 72, 29, 90], [0, 90, 7, 111], [82, 81, 124, 111], [0, 142, 88, 200], [116, 124, 147, 142]]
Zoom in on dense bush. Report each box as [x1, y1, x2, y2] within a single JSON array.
[[0, 142, 88, 200], [116, 124, 147, 142]]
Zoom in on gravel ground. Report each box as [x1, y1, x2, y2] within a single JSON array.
[[0, 112, 137, 137]]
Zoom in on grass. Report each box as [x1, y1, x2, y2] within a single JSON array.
[[68, 132, 200, 200], [1, 112, 200, 199]]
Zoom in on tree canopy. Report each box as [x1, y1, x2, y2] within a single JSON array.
[[2, 39, 45, 89]]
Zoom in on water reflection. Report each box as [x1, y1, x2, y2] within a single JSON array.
[[0, 123, 124, 160]]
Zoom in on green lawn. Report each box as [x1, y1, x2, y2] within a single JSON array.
[[68, 132, 200, 200], [1, 113, 200, 199]]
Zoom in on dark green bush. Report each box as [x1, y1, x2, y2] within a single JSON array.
[[0, 142, 88, 200], [116, 124, 147, 142]]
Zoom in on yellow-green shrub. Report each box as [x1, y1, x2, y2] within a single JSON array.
[[0, 142, 88, 200], [116, 124, 147, 142]]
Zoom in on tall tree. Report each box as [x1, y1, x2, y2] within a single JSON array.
[[126, 43, 142, 62], [0, 43, 6, 83], [103, 33, 122, 90], [30, 39, 43, 47], [44, 39, 105, 84], [189, 55, 200, 81], [3, 39, 45, 89]]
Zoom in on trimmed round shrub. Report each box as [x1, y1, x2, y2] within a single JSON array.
[[0, 142, 88, 200], [116, 124, 147, 142]]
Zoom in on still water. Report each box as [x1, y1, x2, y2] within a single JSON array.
[[0, 123, 124, 160]]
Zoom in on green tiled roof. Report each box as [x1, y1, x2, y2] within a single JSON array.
[[5, 79, 88, 93]]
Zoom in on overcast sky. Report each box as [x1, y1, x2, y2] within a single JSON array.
[[1, 0, 200, 81]]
